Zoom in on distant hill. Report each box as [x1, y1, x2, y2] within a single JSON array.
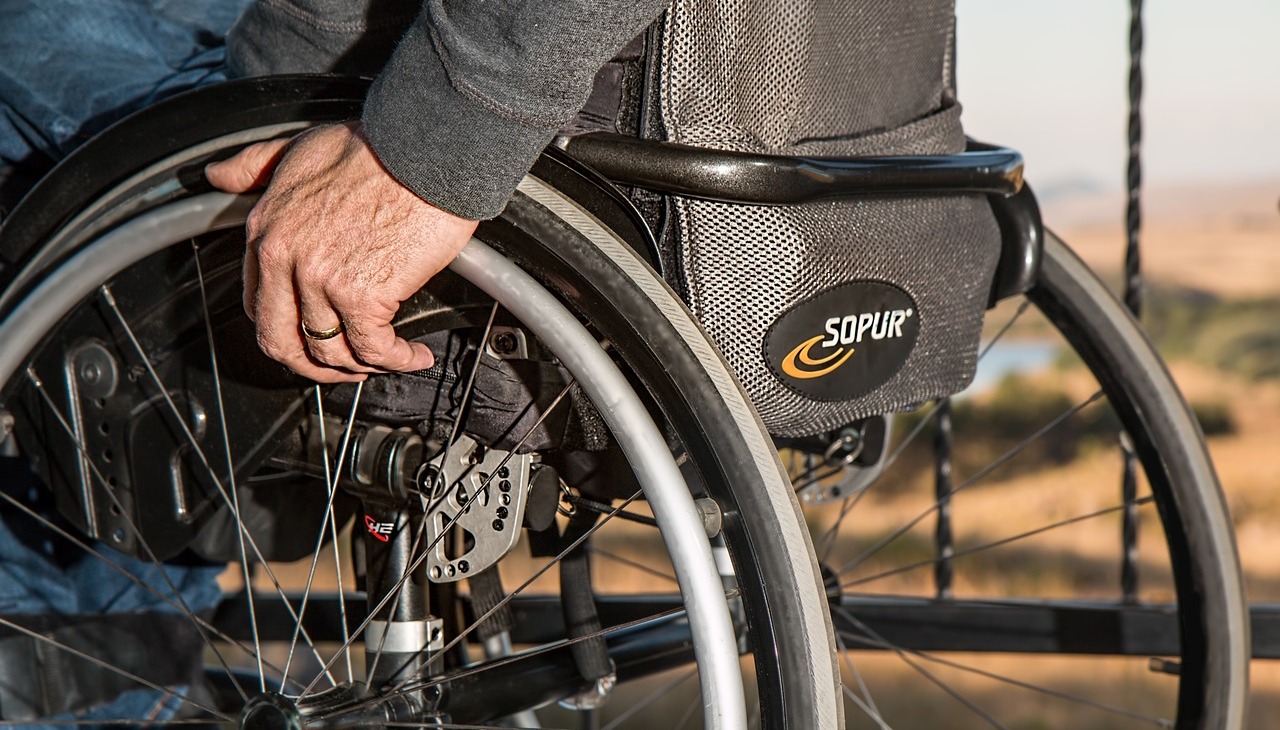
[[1039, 180, 1280, 297]]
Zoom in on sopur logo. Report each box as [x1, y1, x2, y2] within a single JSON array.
[[765, 281, 920, 401], [781, 307, 915, 380]]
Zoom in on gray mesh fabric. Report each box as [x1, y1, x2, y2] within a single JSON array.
[[660, 0, 1002, 436]]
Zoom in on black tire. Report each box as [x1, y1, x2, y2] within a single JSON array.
[[0, 78, 842, 728], [804, 230, 1247, 730]]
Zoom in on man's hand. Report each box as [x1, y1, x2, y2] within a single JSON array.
[[206, 123, 478, 383]]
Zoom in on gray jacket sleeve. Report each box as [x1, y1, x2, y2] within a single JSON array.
[[228, 0, 668, 220]]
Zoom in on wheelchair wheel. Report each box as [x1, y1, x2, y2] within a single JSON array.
[[0, 82, 841, 727], [799, 231, 1247, 729]]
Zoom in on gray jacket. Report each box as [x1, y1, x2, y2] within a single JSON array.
[[227, 0, 666, 220]]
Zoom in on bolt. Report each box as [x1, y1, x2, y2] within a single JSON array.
[[79, 362, 101, 384], [492, 332, 518, 355], [458, 560, 470, 573], [416, 465, 440, 492], [498, 466, 510, 479], [492, 519, 505, 532], [499, 480, 511, 493], [694, 498, 723, 539], [496, 506, 509, 520]]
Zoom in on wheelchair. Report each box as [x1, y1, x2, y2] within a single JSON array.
[[0, 24, 1249, 730]]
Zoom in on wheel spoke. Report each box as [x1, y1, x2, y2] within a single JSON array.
[[834, 391, 1105, 578], [809, 299, 1033, 561], [23, 368, 258, 699], [836, 603, 1010, 730], [600, 668, 697, 730], [674, 693, 702, 730], [811, 400, 941, 565], [99, 284, 336, 686], [302, 364, 578, 699], [834, 629, 891, 730], [842, 496, 1156, 589], [190, 243, 266, 692], [588, 545, 678, 586], [0, 478, 278, 695], [834, 605, 1172, 728], [977, 299, 1032, 362], [0, 615, 231, 721], [282, 381, 363, 690], [396, 482, 640, 694], [378, 717, 570, 722], [314, 386, 356, 683], [337, 588, 699, 718], [364, 305, 498, 689], [0, 720, 220, 727]]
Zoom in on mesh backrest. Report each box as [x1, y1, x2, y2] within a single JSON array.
[[659, 0, 1002, 436]]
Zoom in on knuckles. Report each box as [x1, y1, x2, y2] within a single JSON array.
[[255, 329, 292, 365], [346, 334, 387, 365]]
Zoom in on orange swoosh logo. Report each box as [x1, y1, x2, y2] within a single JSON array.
[[781, 336, 855, 379]]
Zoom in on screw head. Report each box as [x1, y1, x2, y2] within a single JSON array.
[[492, 519, 505, 532], [79, 362, 101, 383], [492, 332, 518, 355], [416, 465, 440, 492]]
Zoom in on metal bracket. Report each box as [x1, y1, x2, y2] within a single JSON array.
[[424, 434, 534, 583], [798, 415, 893, 505]]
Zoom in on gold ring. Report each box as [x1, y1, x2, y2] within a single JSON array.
[[301, 321, 343, 341]]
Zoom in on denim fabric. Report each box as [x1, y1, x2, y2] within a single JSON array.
[[0, 0, 250, 208], [49, 686, 194, 726], [0, 3, 237, 710], [0, 462, 223, 617], [0, 458, 223, 725], [0, 3, 241, 721]]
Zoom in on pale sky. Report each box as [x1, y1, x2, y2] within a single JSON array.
[[955, 0, 1280, 191]]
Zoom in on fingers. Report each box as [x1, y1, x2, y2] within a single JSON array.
[[252, 241, 364, 384], [341, 311, 435, 372], [242, 241, 260, 320], [206, 138, 292, 193], [297, 294, 382, 374], [227, 122, 463, 384]]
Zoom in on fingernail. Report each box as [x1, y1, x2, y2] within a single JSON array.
[[408, 343, 433, 371]]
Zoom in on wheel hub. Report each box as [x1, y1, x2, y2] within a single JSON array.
[[240, 693, 302, 730]]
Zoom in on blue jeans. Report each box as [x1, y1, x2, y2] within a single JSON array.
[[0, 0, 250, 208], [1, 0, 248, 721], [0, 457, 225, 724]]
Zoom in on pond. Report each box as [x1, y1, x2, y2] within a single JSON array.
[[967, 339, 1062, 394]]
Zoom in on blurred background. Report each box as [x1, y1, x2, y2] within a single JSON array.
[[957, 0, 1279, 724]]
